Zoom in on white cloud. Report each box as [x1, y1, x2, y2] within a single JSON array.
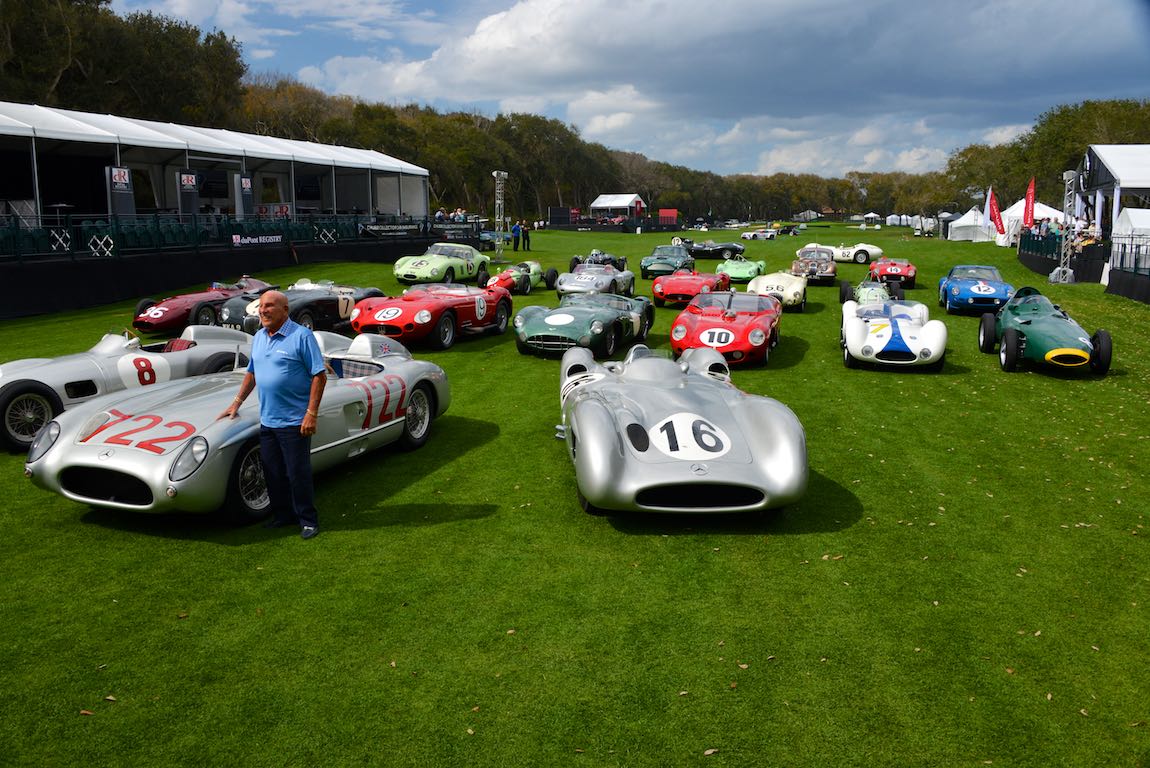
[[982, 123, 1032, 146]]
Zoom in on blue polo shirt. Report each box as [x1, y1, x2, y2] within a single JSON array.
[[248, 318, 325, 428]]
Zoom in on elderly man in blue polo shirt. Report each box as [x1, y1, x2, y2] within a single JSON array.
[[221, 290, 326, 539]]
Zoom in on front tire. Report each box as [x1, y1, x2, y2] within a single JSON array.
[[1000, 329, 1021, 372], [296, 310, 316, 330], [223, 440, 270, 523], [544, 268, 559, 289], [854, 250, 868, 264], [397, 383, 434, 450], [598, 325, 617, 359], [443, 267, 455, 283], [842, 344, 858, 368], [134, 297, 156, 317], [1090, 330, 1112, 375], [198, 351, 240, 375], [191, 301, 218, 326], [1, 382, 63, 451], [492, 301, 510, 334], [978, 314, 997, 353], [431, 311, 456, 349], [839, 280, 852, 304], [569, 256, 581, 272], [637, 307, 654, 341]]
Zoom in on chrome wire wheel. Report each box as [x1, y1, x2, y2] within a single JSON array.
[[236, 444, 270, 512], [5, 391, 53, 445]]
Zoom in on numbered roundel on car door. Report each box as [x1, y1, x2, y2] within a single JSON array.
[[116, 354, 172, 388], [474, 296, 487, 319], [647, 412, 731, 460]]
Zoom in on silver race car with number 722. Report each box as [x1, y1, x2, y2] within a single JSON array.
[[25, 333, 450, 520], [556, 344, 807, 514], [1, 325, 252, 451]]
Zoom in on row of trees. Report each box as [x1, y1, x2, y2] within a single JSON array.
[[3, 2, 1149, 221]]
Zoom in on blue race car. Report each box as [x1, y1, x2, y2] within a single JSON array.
[[937, 265, 1015, 314]]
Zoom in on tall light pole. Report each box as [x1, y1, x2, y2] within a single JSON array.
[[492, 170, 508, 262]]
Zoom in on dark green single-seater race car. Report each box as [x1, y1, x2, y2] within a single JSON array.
[[978, 286, 1112, 374], [513, 292, 655, 359]]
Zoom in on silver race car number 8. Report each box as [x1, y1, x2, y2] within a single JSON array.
[[648, 412, 731, 460]]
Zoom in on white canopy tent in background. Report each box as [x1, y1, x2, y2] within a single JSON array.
[[863, 212, 881, 222], [994, 198, 1066, 246], [946, 207, 993, 242], [589, 193, 645, 216], [1110, 208, 1150, 274], [1076, 144, 1150, 237], [0, 100, 429, 218]]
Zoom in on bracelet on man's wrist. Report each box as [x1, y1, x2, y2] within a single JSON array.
[[306, 409, 317, 417]]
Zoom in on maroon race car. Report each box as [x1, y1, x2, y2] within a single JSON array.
[[669, 290, 782, 366], [133, 276, 274, 333], [349, 282, 513, 349], [867, 257, 918, 289], [651, 269, 732, 307]]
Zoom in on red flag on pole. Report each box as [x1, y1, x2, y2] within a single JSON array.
[[1023, 177, 1036, 228], [988, 188, 1005, 235]]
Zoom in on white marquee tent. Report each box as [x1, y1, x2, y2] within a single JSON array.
[[946, 206, 993, 242], [994, 197, 1066, 246]]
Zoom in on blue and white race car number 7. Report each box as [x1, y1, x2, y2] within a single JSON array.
[[649, 412, 731, 460]]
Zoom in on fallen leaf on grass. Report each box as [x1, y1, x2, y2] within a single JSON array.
[[507, 629, 516, 635], [177, 612, 189, 620], [704, 749, 719, 756], [729, 681, 737, 689], [104, 695, 116, 702], [679, 691, 689, 696], [467, 728, 475, 735], [738, 664, 748, 670], [80, 710, 94, 716]]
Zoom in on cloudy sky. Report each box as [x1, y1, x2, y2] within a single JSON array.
[[110, 0, 1150, 178]]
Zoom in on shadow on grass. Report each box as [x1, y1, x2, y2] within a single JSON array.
[[606, 468, 861, 536], [764, 335, 809, 369], [797, 297, 832, 315], [78, 414, 500, 543]]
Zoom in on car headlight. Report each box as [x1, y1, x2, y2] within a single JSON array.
[[415, 310, 432, 324], [78, 412, 112, 442], [671, 324, 687, 341], [221, 307, 231, 321], [350, 308, 360, 321], [951, 286, 960, 296], [513, 315, 525, 329], [749, 328, 766, 346], [793, 291, 802, 299], [26, 421, 60, 463], [861, 345, 874, 357], [170, 436, 209, 482], [590, 320, 603, 335], [653, 284, 663, 294], [701, 285, 711, 293], [430, 268, 439, 277], [919, 348, 932, 359]]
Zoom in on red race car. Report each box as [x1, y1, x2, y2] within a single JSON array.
[[669, 290, 782, 366], [867, 257, 917, 289], [349, 282, 513, 349], [133, 276, 274, 333], [651, 269, 731, 307]]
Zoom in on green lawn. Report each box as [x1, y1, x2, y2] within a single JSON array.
[[3, 224, 1149, 766]]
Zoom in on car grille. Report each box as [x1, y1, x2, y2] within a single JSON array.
[[965, 297, 1002, 306], [876, 350, 917, 362], [635, 483, 765, 510], [525, 334, 577, 351], [59, 467, 154, 507], [664, 293, 696, 303], [1048, 351, 1089, 367]]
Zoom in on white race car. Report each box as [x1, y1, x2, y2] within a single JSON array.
[[841, 300, 947, 370], [740, 229, 777, 240], [747, 272, 808, 312], [804, 242, 884, 264]]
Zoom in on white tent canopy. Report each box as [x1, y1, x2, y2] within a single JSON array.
[[946, 206, 993, 242], [1000, 198, 1064, 225], [1113, 207, 1150, 237], [589, 193, 644, 210]]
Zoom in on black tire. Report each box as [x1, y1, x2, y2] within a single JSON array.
[[569, 256, 581, 272], [637, 307, 654, 341], [721, 249, 733, 259], [516, 338, 532, 355], [197, 351, 239, 375], [492, 301, 510, 335], [839, 280, 852, 304], [1090, 329, 1112, 375], [443, 267, 455, 283], [223, 439, 270, 523], [842, 344, 858, 369], [296, 309, 316, 330], [134, 297, 156, 317], [796, 292, 806, 313], [1, 382, 63, 451], [853, 250, 868, 264], [891, 285, 905, 301], [598, 325, 617, 359], [544, 268, 559, 289], [906, 277, 916, 289], [431, 311, 456, 349], [607, 281, 618, 296], [475, 268, 490, 287], [518, 274, 531, 294], [653, 296, 665, 308], [1000, 328, 1021, 372], [191, 301, 217, 326], [397, 383, 434, 451], [938, 288, 946, 308], [579, 489, 609, 516], [978, 313, 998, 353]]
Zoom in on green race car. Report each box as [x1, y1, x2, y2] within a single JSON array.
[[978, 286, 1112, 374], [513, 292, 655, 359], [839, 279, 903, 304], [716, 253, 767, 283], [393, 242, 491, 285]]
